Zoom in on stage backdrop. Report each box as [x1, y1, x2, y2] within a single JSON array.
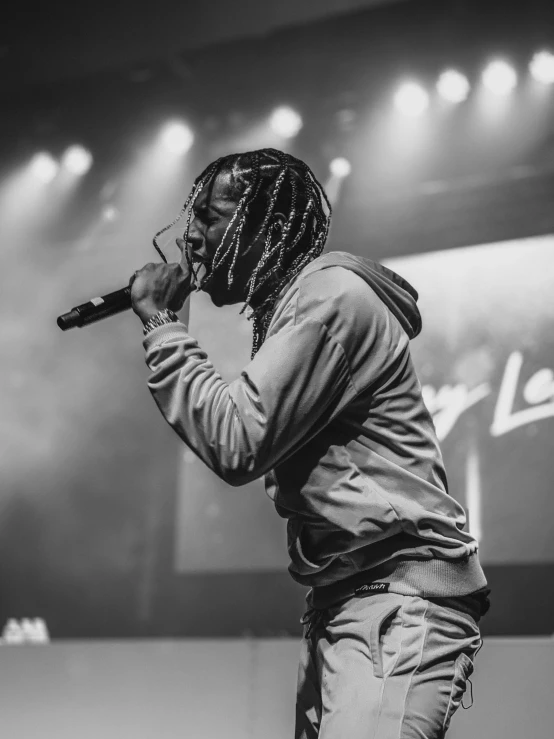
[[177, 234, 554, 571]]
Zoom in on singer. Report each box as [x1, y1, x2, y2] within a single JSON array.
[[129, 149, 490, 739]]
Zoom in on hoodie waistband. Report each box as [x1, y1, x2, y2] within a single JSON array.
[[307, 554, 488, 610]]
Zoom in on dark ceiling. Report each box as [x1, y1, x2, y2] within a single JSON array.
[[0, 0, 405, 92]]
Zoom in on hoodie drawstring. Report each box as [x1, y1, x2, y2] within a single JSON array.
[[461, 636, 484, 710], [300, 606, 330, 641]]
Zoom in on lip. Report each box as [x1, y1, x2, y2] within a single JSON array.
[[191, 256, 213, 291], [191, 252, 210, 264]]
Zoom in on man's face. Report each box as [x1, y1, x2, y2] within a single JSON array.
[[186, 171, 265, 307]]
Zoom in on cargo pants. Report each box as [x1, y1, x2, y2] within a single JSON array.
[[295, 592, 483, 738]]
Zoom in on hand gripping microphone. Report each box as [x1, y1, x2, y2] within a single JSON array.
[[57, 286, 132, 330]]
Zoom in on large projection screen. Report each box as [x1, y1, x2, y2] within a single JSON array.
[[176, 235, 554, 572]]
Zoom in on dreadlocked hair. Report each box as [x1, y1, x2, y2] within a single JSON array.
[[153, 148, 332, 359]]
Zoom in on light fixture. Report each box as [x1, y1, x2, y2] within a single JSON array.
[[437, 70, 470, 103], [269, 106, 303, 138], [30, 153, 59, 183], [63, 145, 93, 175], [329, 157, 352, 178], [482, 61, 517, 96], [530, 51, 554, 85], [394, 83, 430, 117], [161, 122, 195, 154]]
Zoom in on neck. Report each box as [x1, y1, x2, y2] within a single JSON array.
[[247, 270, 287, 314]]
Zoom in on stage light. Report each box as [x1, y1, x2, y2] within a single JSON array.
[[394, 83, 430, 117], [482, 61, 517, 96], [269, 106, 303, 138], [101, 204, 119, 222], [62, 145, 93, 175], [336, 108, 357, 130], [437, 70, 470, 103], [530, 51, 554, 85], [161, 122, 194, 154], [30, 153, 59, 183], [329, 157, 352, 178]]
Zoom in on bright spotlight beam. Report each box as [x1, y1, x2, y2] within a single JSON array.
[[329, 157, 352, 178], [161, 122, 195, 154], [530, 51, 554, 85], [394, 83, 430, 117], [482, 61, 517, 96], [63, 145, 93, 175], [269, 106, 303, 138], [30, 153, 59, 183], [325, 158, 351, 206], [437, 70, 470, 103]]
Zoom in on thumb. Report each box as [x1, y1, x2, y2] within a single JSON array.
[[176, 238, 189, 266]]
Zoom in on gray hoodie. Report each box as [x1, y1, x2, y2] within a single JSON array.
[[143, 251, 487, 606]]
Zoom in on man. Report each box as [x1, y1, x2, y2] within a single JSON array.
[[130, 148, 490, 738]]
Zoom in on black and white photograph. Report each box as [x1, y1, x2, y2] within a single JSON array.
[[1, 1, 552, 737]]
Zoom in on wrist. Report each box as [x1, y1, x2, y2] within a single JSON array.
[[138, 309, 162, 326], [142, 308, 181, 336], [135, 303, 166, 325], [135, 288, 194, 326]]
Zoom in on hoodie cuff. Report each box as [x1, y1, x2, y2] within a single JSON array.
[[142, 321, 190, 352]]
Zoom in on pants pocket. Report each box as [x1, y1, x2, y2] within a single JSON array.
[[369, 602, 401, 679], [442, 652, 475, 733]]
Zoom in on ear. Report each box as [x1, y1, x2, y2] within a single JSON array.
[[273, 212, 287, 230], [268, 212, 287, 249]]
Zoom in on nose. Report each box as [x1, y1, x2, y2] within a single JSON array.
[[186, 223, 203, 251]]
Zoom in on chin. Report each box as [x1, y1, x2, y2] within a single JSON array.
[[205, 285, 229, 307], [205, 282, 242, 307], [209, 293, 226, 307], [211, 294, 242, 308]]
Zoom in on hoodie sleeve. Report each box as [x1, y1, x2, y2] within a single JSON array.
[[142, 302, 358, 487]]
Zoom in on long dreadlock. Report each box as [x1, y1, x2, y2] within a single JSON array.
[[152, 149, 332, 359]]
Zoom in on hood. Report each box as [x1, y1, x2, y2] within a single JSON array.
[[312, 251, 422, 339]]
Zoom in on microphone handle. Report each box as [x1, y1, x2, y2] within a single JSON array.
[[57, 287, 132, 330]]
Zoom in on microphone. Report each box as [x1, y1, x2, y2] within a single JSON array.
[[57, 286, 132, 330]]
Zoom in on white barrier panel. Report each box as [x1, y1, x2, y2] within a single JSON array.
[[0, 637, 552, 738]]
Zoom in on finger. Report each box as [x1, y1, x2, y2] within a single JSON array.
[[128, 269, 139, 287], [176, 237, 192, 267]]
